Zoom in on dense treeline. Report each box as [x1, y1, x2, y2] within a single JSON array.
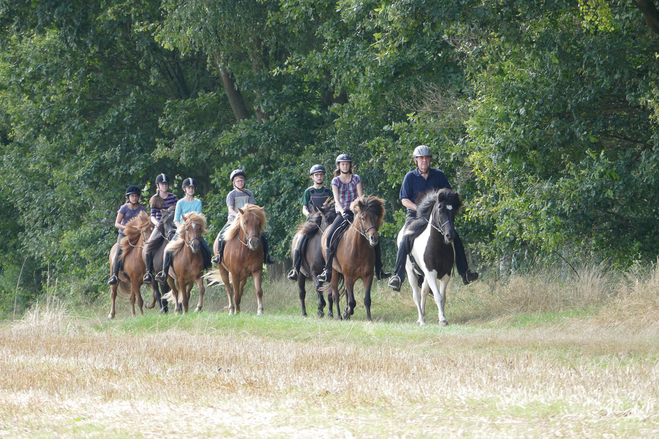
[[1, 0, 659, 309]]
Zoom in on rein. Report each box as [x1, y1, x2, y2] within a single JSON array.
[[237, 219, 260, 248], [184, 224, 201, 249], [347, 215, 376, 241], [125, 228, 150, 249]]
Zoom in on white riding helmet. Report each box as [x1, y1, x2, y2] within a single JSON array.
[[413, 145, 432, 158]]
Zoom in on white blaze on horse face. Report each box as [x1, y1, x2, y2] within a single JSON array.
[[446, 205, 453, 211]]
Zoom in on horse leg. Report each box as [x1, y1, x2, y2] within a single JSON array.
[[183, 281, 191, 313], [159, 282, 170, 313], [363, 275, 374, 322], [407, 263, 425, 325], [343, 277, 356, 320], [312, 274, 325, 318], [235, 277, 247, 314], [331, 275, 341, 321], [434, 274, 449, 326], [220, 269, 235, 315], [134, 279, 144, 316], [145, 283, 157, 309], [108, 285, 117, 319], [327, 286, 334, 319], [195, 277, 205, 312], [170, 281, 182, 314], [254, 270, 264, 315], [297, 273, 307, 316]]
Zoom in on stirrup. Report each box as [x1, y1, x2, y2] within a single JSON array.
[[211, 254, 221, 264], [376, 268, 392, 280], [143, 272, 152, 284], [461, 270, 479, 285], [107, 275, 118, 286], [287, 269, 298, 281], [155, 271, 167, 283], [317, 269, 329, 283]]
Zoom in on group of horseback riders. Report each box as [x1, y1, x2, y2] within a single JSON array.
[[108, 145, 478, 290]]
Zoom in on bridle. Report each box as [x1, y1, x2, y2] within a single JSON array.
[[425, 202, 452, 236], [125, 226, 152, 249], [237, 216, 261, 248], [348, 212, 377, 241], [184, 222, 201, 249]]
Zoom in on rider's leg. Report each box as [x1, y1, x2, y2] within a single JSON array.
[[200, 236, 212, 269], [261, 233, 275, 264], [155, 251, 172, 284], [108, 235, 123, 285], [454, 233, 478, 284], [374, 243, 391, 280], [317, 214, 344, 283], [211, 222, 230, 265], [388, 216, 415, 291], [288, 235, 310, 280], [142, 226, 160, 284]]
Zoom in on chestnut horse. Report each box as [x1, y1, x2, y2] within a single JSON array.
[[212, 204, 266, 315], [161, 212, 207, 313], [108, 211, 156, 319], [290, 199, 337, 317], [321, 196, 385, 321]]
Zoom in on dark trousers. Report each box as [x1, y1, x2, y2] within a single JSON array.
[[393, 215, 469, 282]]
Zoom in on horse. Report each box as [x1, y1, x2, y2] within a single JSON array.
[[108, 211, 157, 319], [398, 188, 462, 326], [161, 212, 207, 313], [142, 206, 176, 313], [321, 196, 385, 321], [290, 199, 337, 317], [211, 204, 266, 315]]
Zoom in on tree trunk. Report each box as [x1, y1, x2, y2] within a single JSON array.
[[633, 0, 659, 35], [215, 55, 250, 121]]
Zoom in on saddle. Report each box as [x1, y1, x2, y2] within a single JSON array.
[[328, 219, 350, 253]]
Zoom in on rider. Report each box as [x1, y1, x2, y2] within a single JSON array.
[[211, 169, 276, 265], [155, 178, 213, 283], [108, 185, 147, 285], [143, 173, 178, 284], [316, 154, 390, 283], [387, 145, 479, 291], [287, 164, 333, 281]]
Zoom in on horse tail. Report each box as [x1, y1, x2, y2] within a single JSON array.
[[161, 290, 175, 305], [203, 269, 226, 286], [115, 282, 131, 299]]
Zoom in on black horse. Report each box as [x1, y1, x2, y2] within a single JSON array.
[[290, 199, 337, 317], [142, 206, 176, 313]]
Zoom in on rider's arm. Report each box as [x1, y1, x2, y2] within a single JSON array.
[[331, 184, 342, 214], [356, 181, 363, 198], [401, 198, 416, 211], [302, 205, 310, 217], [114, 211, 126, 231]]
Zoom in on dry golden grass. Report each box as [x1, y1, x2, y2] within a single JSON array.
[[1, 266, 659, 438]]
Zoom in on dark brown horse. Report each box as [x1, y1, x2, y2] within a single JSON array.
[[108, 211, 156, 319], [161, 212, 207, 313], [321, 196, 385, 321], [211, 204, 266, 315], [291, 199, 337, 317], [142, 206, 176, 313]]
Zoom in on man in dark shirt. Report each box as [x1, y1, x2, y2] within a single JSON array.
[[388, 145, 479, 291]]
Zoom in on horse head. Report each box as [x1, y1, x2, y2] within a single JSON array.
[[237, 205, 266, 251], [182, 212, 207, 254], [160, 206, 177, 240], [431, 189, 462, 244], [351, 196, 385, 248], [317, 199, 337, 230]]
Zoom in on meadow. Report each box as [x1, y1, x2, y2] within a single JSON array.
[[1, 266, 658, 438]]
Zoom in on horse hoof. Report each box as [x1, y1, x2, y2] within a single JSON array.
[[302, 312, 308, 317], [317, 311, 324, 318], [108, 314, 114, 320], [439, 320, 448, 326], [195, 307, 202, 313]]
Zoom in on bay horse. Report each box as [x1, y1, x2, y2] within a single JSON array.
[[142, 206, 176, 313], [161, 212, 207, 313], [108, 211, 156, 319], [290, 199, 337, 317], [211, 204, 266, 315], [398, 188, 462, 325], [321, 196, 385, 321]]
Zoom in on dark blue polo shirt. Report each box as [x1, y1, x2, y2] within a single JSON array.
[[400, 168, 452, 218]]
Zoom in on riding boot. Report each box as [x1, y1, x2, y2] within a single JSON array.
[[261, 234, 275, 264], [143, 251, 154, 284], [374, 243, 391, 280], [388, 237, 410, 291], [212, 238, 225, 265], [317, 247, 334, 283], [108, 247, 122, 285], [200, 236, 212, 269], [287, 248, 301, 281], [155, 251, 172, 284]]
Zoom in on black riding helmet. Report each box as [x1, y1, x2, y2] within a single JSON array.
[[230, 169, 246, 183], [335, 154, 352, 164], [125, 185, 141, 196], [155, 173, 170, 185], [309, 164, 326, 175], [182, 178, 196, 188]]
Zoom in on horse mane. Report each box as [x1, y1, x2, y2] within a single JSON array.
[[350, 195, 385, 228], [165, 212, 208, 255], [405, 188, 462, 239], [297, 198, 336, 237], [224, 204, 266, 241], [145, 205, 176, 253], [120, 211, 151, 258]]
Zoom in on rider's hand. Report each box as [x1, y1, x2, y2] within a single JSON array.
[[342, 211, 351, 221]]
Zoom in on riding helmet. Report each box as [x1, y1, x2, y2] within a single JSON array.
[[230, 169, 246, 183], [309, 164, 326, 175], [125, 185, 141, 196], [413, 145, 432, 158], [155, 173, 170, 185], [182, 178, 196, 188], [335, 154, 352, 164]]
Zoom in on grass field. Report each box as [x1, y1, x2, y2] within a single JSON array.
[[1, 266, 659, 438]]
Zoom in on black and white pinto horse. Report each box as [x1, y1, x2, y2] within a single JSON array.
[[397, 188, 462, 326]]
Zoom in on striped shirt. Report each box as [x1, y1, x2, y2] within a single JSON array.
[[150, 193, 178, 222], [332, 174, 361, 212]]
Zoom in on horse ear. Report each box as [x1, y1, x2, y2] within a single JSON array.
[[182, 213, 189, 221], [259, 206, 264, 210], [238, 207, 245, 215]]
